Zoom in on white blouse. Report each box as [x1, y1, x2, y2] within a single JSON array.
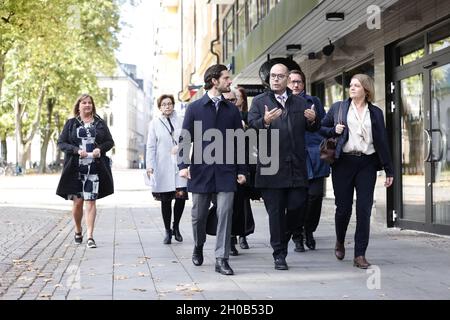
[[342, 101, 375, 155]]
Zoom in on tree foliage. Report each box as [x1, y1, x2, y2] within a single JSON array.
[[0, 0, 120, 168]]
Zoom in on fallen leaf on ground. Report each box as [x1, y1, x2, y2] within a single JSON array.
[[132, 288, 147, 292], [114, 275, 129, 280]]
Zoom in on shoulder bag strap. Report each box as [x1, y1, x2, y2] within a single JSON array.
[[158, 118, 177, 145]]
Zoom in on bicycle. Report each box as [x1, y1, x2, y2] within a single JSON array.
[[0, 160, 15, 176]]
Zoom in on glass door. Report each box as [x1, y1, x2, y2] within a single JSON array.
[[399, 74, 427, 222], [430, 62, 450, 225], [389, 20, 450, 234]]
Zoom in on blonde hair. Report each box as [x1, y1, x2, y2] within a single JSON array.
[[351, 74, 375, 103]]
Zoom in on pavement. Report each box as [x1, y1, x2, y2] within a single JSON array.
[[0, 169, 450, 301]]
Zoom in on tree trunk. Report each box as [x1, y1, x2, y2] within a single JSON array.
[[14, 96, 24, 166], [0, 52, 6, 101], [1, 135, 6, 160], [18, 84, 46, 168], [38, 98, 55, 173]]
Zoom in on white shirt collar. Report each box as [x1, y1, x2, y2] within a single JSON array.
[[207, 91, 221, 101], [275, 91, 288, 100]]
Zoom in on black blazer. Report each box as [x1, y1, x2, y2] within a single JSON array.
[[56, 115, 115, 199], [321, 98, 394, 177], [248, 88, 320, 188]]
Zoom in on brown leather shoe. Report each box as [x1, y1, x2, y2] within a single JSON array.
[[335, 241, 345, 260], [353, 256, 371, 269]]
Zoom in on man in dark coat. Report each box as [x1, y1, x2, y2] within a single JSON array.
[[248, 63, 319, 270], [178, 64, 247, 276]]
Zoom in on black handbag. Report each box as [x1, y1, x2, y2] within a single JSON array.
[[319, 137, 338, 164], [206, 205, 218, 236], [319, 102, 343, 165]]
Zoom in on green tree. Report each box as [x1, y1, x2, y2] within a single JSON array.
[[1, 0, 119, 169]]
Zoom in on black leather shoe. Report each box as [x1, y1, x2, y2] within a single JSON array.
[[230, 244, 239, 256], [353, 256, 371, 269], [215, 258, 234, 275], [192, 245, 203, 266], [335, 241, 345, 260], [163, 229, 172, 244], [294, 240, 305, 252], [173, 225, 183, 242], [239, 236, 249, 249], [274, 257, 288, 270], [305, 232, 316, 250]]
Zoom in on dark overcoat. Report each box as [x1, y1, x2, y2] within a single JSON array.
[[248, 88, 320, 188], [178, 93, 247, 193], [56, 115, 115, 199]]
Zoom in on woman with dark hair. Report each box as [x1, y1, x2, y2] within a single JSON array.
[[322, 74, 393, 268], [56, 94, 115, 249], [146, 94, 187, 244], [235, 86, 249, 126], [227, 87, 257, 253]]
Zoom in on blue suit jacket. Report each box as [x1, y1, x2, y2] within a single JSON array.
[[321, 98, 394, 177], [178, 93, 247, 193], [301, 92, 330, 180]]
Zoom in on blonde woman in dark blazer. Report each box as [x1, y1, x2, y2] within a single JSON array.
[[321, 74, 393, 269]]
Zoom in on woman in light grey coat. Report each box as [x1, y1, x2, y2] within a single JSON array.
[[146, 94, 188, 244]]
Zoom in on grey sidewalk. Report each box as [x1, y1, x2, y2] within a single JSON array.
[[0, 170, 450, 300], [1, 201, 450, 300]]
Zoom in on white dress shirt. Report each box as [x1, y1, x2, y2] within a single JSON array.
[[342, 101, 375, 155]]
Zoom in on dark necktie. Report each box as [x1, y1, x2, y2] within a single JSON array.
[[277, 95, 286, 107], [211, 97, 221, 112]]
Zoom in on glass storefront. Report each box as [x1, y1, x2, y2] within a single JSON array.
[[391, 19, 450, 234]]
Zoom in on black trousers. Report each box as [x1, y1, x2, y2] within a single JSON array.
[[332, 153, 378, 257], [260, 187, 307, 259], [291, 177, 325, 241]]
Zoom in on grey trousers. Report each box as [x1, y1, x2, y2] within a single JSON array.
[[191, 192, 234, 259]]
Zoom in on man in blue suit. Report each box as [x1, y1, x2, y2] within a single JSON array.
[[178, 64, 247, 275]]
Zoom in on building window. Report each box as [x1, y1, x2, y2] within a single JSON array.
[[258, 0, 268, 20], [428, 21, 450, 54], [236, 0, 247, 44], [223, 6, 235, 61], [110, 113, 114, 127], [269, 0, 280, 10], [395, 21, 450, 66], [397, 36, 424, 66], [248, 0, 258, 31]]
